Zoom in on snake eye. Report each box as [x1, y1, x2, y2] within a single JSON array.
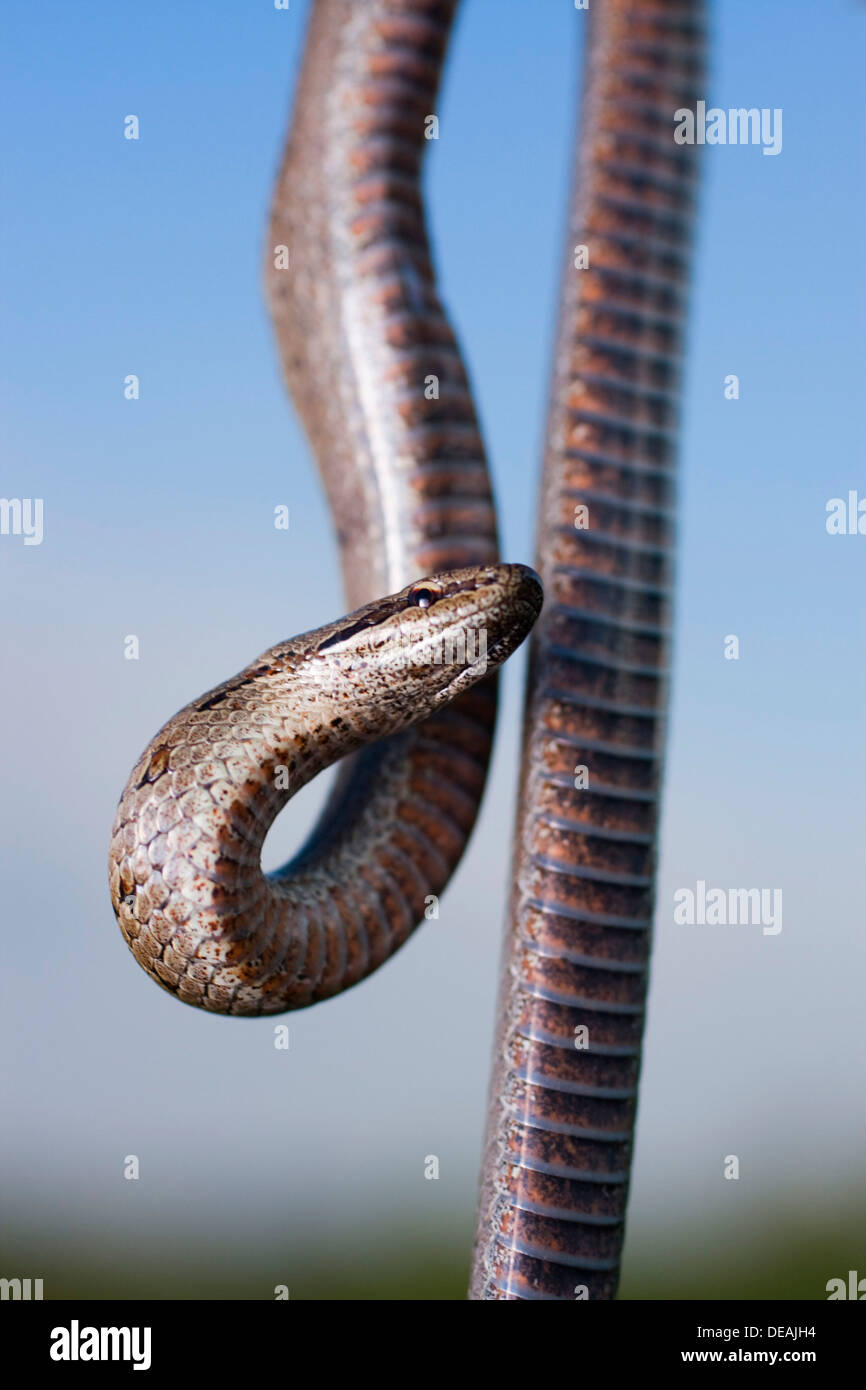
[[408, 584, 441, 609]]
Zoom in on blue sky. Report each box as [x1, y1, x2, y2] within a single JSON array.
[[2, 0, 864, 1288]]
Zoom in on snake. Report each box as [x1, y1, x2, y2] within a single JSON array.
[[109, 0, 516, 1011], [108, 0, 705, 1298], [470, 0, 706, 1299], [109, 564, 539, 1011]]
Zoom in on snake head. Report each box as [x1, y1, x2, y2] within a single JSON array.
[[310, 562, 543, 722]]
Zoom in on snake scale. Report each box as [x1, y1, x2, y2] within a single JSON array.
[[470, 0, 706, 1299], [108, 0, 705, 1299]]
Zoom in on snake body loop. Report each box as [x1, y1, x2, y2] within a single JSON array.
[[109, 566, 540, 1014], [470, 0, 707, 1300], [110, 0, 512, 1012]]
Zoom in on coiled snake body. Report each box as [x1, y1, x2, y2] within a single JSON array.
[[109, 0, 705, 1299], [109, 565, 540, 1013]]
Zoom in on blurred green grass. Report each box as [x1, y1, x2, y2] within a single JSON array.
[[3, 1202, 863, 1299]]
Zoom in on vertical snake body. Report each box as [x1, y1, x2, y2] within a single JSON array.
[[470, 0, 707, 1300]]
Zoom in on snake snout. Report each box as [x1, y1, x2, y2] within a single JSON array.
[[501, 562, 544, 617]]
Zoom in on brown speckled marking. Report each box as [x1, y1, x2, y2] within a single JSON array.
[[470, 0, 707, 1300]]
